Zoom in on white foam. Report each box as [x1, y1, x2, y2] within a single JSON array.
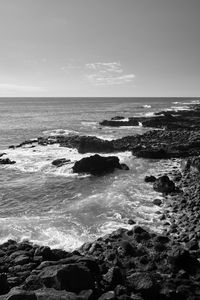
[[144, 112, 155, 117], [81, 121, 98, 126], [171, 106, 189, 111], [2, 144, 132, 177], [43, 129, 79, 136], [118, 118, 129, 122], [142, 105, 151, 108]]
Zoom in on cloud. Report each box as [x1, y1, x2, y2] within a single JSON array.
[[0, 83, 44, 94], [85, 62, 135, 86], [85, 62, 123, 73]]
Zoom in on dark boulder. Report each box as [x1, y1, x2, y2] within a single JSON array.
[[168, 247, 200, 274], [72, 154, 128, 175], [39, 263, 95, 292], [153, 175, 175, 194], [144, 175, 156, 183], [0, 274, 10, 295], [152, 199, 162, 206], [52, 158, 70, 167], [0, 158, 16, 165], [0, 153, 6, 157]]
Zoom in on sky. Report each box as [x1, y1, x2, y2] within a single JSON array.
[[0, 0, 199, 97]]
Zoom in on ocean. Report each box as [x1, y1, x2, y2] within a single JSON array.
[[0, 97, 198, 250]]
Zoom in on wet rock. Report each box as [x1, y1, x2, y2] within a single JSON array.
[[0, 158, 16, 165], [152, 199, 162, 206], [52, 158, 70, 167], [127, 219, 136, 225], [72, 154, 126, 175], [153, 175, 175, 194], [119, 163, 130, 170], [144, 175, 156, 183]]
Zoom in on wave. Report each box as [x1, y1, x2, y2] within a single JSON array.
[[43, 129, 79, 136], [142, 105, 152, 108], [2, 144, 132, 177], [81, 121, 98, 127], [144, 112, 155, 117], [170, 106, 190, 111]]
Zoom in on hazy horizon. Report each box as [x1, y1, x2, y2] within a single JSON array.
[[0, 0, 199, 97]]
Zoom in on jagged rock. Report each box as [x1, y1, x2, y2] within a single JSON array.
[[153, 175, 175, 194], [72, 154, 127, 175], [52, 158, 70, 167]]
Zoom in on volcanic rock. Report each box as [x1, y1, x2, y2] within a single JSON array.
[[52, 158, 70, 167], [72, 154, 127, 175], [39, 263, 95, 292], [144, 175, 156, 183], [0, 158, 16, 165], [153, 175, 175, 194]]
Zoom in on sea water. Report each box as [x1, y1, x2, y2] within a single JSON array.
[[0, 97, 198, 250]]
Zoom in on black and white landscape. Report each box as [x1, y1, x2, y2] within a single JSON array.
[[0, 1, 200, 299]]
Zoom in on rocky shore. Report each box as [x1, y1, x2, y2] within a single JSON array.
[[0, 159, 200, 299], [1, 104, 200, 299]]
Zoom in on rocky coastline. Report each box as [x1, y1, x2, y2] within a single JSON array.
[[1, 104, 200, 299]]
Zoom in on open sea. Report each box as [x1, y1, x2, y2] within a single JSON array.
[[0, 97, 198, 250]]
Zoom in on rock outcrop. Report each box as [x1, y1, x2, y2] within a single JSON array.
[[153, 175, 175, 194], [72, 154, 129, 175]]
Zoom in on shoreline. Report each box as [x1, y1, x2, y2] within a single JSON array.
[[0, 104, 200, 299]]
